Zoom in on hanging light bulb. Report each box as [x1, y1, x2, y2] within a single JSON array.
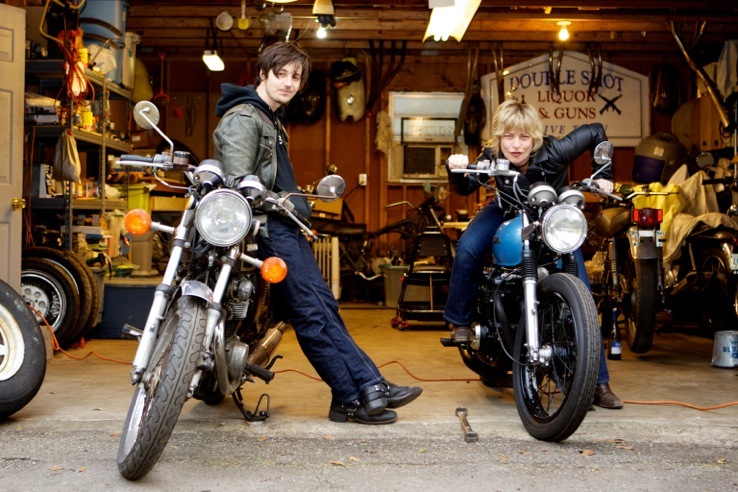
[[317, 25, 327, 39], [557, 21, 571, 41]]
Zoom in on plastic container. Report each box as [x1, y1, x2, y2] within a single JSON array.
[[711, 330, 738, 368], [80, 0, 129, 85], [379, 264, 409, 307]]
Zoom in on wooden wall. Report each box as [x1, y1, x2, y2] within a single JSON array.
[[146, 54, 684, 235]]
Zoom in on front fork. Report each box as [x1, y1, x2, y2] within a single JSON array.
[[521, 214, 546, 365]]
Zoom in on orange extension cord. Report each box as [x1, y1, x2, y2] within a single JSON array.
[[35, 310, 738, 412]]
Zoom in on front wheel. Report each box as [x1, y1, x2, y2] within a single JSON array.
[[624, 258, 658, 354], [117, 297, 207, 481], [513, 273, 600, 442]]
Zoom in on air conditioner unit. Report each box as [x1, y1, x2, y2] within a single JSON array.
[[392, 143, 453, 181]]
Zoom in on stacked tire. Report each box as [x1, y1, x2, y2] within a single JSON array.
[[20, 247, 100, 349]]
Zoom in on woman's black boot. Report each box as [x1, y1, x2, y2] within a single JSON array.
[[328, 400, 397, 425]]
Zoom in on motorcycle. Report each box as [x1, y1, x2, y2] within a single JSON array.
[[115, 101, 346, 481], [588, 183, 675, 355], [440, 143, 610, 442], [0, 278, 47, 420], [662, 153, 738, 331]]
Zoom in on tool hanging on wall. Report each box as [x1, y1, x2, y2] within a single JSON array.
[[455, 44, 479, 138], [586, 43, 603, 98], [366, 40, 407, 116], [491, 42, 505, 103], [153, 52, 170, 107], [548, 43, 565, 96]]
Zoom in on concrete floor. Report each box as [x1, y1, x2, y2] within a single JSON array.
[[15, 303, 738, 427], [3, 305, 738, 490]]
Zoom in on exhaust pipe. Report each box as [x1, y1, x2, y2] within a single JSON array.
[[247, 321, 287, 367]]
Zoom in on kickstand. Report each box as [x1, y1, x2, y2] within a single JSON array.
[[233, 389, 271, 422]]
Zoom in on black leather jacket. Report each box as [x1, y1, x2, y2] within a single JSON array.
[[448, 123, 612, 196]]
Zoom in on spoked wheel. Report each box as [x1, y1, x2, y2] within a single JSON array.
[[0, 279, 47, 420], [117, 297, 207, 481], [623, 257, 657, 354], [513, 273, 600, 442], [20, 258, 80, 348]]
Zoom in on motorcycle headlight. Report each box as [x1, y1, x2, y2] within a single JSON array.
[[195, 189, 252, 247], [541, 204, 587, 254]]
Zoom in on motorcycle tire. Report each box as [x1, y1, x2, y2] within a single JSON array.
[[695, 247, 735, 331], [513, 273, 600, 442], [20, 258, 81, 349], [23, 247, 98, 348], [117, 297, 207, 481], [624, 257, 657, 354], [0, 279, 47, 420]]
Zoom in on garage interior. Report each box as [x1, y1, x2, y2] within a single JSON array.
[[6, 0, 738, 452]]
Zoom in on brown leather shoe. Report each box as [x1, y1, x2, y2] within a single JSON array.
[[594, 382, 624, 409], [450, 325, 472, 344]]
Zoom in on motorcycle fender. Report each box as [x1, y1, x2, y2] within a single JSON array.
[[627, 228, 658, 260], [180, 280, 214, 304]]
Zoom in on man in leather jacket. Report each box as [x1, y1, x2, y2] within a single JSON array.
[[445, 100, 623, 409], [212, 42, 422, 424]]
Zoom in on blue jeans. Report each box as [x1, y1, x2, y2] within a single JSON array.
[[257, 219, 384, 402], [444, 203, 610, 385]]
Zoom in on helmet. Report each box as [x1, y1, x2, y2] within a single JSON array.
[[492, 215, 523, 267]]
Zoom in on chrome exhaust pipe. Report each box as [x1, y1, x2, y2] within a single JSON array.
[[247, 321, 287, 367]]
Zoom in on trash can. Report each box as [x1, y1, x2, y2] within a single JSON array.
[[379, 264, 409, 308]]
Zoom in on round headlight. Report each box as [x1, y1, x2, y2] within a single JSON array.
[[195, 189, 252, 247], [541, 204, 587, 254], [528, 182, 557, 208]]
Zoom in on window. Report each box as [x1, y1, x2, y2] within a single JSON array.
[[388, 92, 466, 183]]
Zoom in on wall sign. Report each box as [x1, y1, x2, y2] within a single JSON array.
[[481, 51, 649, 147]]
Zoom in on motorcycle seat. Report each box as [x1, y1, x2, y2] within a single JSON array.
[[594, 207, 631, 238], [314, 221, 367, 237]]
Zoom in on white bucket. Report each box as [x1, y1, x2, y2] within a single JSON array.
[[711, 330, 738, 368]]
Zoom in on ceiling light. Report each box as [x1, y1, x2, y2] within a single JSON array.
[[557, 21, 571, 41], [316, 25, 327, 39], [423, 0, 481, 43], [203, 50, 225, 71], [313, 0, 335, 35]]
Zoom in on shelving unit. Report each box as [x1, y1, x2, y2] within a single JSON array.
[[24, 59, 132, 251]]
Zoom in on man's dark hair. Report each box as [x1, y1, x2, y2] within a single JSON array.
[[255, 42, 311, 92]]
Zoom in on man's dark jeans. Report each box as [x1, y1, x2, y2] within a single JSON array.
[[257, 218, 384, 402]]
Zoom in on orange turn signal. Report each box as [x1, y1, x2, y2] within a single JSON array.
[[261, 257, 288, 283], [124, 209, 152, 236]]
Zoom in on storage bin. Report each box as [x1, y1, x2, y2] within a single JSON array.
[[80, 0, 129, 85], [88, 278, 157, 339], [379, 264, 409, 307]]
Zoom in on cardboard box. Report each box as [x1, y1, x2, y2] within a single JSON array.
[[150, 196, 188, 212]]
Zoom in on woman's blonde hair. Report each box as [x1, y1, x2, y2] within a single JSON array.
[[487, 100, 544, 155]]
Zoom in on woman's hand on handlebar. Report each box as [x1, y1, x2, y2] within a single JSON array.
[[594, 179, 614, 193], [447, 154, 469, 169]]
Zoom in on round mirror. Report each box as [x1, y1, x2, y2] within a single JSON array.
[[133, 101, 160, 130], [593, 141, 614, 165], [315, 175, 346, 201]]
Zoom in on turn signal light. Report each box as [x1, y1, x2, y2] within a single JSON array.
[[261, 257, 288, 283], [124, 209, 152, 235], [632, 208, 662, 228]]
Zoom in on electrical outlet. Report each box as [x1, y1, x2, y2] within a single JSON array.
[[358, 173, 367, 186]]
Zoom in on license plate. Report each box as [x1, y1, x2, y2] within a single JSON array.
[[730, 254, 738, 272]]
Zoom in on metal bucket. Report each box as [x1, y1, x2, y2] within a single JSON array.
[[711, 330, 738, 368]]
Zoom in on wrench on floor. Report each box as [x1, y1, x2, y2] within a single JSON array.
[[455, 407, 478, 442]]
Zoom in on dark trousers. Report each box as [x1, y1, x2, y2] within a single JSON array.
[[257, 219, 384, 402]]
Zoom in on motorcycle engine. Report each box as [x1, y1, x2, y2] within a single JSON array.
[[224, 275, 255, 339]]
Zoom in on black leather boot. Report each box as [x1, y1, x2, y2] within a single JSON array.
[[383, 381, 423, 409], [359, 383, 389, 416], [328, 400, 397, 425]]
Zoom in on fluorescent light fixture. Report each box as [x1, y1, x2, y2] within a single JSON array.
[[557, 21, 571, 41], [203, 50, 225, 71], [423, 0, 481, 43]]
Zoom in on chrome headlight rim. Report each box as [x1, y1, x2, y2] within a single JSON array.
[[541, 204, 587, 254], [195, 189, 252, 247], [528, 182, 557, 208]]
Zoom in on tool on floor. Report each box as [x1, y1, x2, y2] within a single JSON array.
[[455, 407, 478, 442]]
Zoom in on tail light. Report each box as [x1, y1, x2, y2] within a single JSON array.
[[261, 257, 288, 283], [632, 208, 663, 228], [124, 209, 152, 235]]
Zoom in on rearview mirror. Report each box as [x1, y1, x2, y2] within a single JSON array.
[[133, 101, 160, 130], [315, 175, 346, 201], [593, 141, 614, 165]]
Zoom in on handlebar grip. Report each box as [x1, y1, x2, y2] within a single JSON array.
[[702, 178, 733, 185], [119, 154, 154, 163]]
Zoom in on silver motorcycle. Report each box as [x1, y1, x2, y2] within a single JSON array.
[[115, 101, 345, 481]]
